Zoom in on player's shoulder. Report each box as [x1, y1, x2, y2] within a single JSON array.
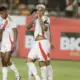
[[8, 15, 13, 21], [42, 16, 50, 23], [8, 15, 17, 28], [8, 15, 16, 23]]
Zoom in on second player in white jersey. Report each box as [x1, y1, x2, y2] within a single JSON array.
[[34, 15, 50, 40], [0, 6, 21, 80], [0, 15, 17, 52], [28, 15, 51, 61], [26, 4, 53, 80]]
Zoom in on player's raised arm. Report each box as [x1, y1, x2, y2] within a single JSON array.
[[27, 9, 37, 30], [27, 20, 34, 30]]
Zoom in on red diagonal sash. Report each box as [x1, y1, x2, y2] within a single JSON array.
[[3, 20, 8, 30], [67, 2, 72, 7]]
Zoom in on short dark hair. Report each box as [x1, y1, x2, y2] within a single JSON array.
[[31, 9, 37, 14], [0, 6, 7, 11]]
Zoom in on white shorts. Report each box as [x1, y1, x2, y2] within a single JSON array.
[[0, 37, 12, 53], [28, 39, 50, 61], [0, 44, 11, 53], [0, 31, 13, 53]]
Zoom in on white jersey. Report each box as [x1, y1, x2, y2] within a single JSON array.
[[0, 15, 17, 52], [34, 16, 50, 40], [28, 16, 51, 61], [66, 0, 76, 11]]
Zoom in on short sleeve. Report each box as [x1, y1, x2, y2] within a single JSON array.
[[8, 15, 17, 29]]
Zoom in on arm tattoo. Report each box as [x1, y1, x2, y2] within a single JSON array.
[[27, 20, 34, 30]]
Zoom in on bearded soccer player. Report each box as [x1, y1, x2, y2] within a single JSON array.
[[0, 6, 21, 80], [26, 4, 54, 80]]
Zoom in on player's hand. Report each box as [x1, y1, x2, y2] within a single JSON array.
[[32, 13, 38, 20], [37, 13, 41, 19], [50, 44, 54, 49], [11, 42, 16, 53]]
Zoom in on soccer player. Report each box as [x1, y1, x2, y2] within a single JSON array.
[[0, 6, 21, 80], [26, 4, 54, 80]]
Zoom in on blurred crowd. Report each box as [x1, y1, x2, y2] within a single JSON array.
[[0, 0, 80, 18]]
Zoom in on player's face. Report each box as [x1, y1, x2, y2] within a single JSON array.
[[37, 7, 44, 17], [0, 11, 8, 19]]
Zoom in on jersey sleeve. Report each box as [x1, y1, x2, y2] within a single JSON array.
[[8, 15, 17, 29]]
